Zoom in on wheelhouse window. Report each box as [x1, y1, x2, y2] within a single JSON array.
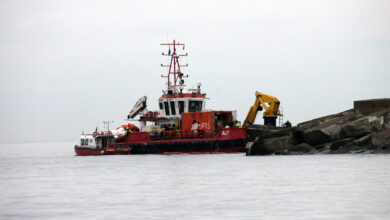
[[189, 101, 202, 112], [85, 139, 88, 145], [164, 102, 170, 115], [178, 101, 184, 114], [159, 102, 163, 110], [81, 139, 84, 145], [170, 101, 176, 115]]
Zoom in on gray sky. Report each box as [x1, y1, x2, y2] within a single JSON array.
[[1, 0, 389, 142]]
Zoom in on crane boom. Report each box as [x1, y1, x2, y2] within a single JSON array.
[[127, 96, 147, 119], [243, 92, 282, 127]]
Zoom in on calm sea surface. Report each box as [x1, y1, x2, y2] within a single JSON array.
[[0, 142, 389, 220]]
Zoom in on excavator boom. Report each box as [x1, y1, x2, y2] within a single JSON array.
[[243, 92, 282, 127]]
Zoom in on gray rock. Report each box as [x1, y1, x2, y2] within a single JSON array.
[[246, 124, 284, 141], [371, 129, 390, 148], [301, 129, 330, 146], [329, 116, 383, 141], [297, 109, 355, 130], [343, 116, 383, 137], [260, 127, 295, 140], [288, 143, 314, 153], [327, 137, 356, 151], [246, 99, 390, 155], [330, 148, 349, 154], [245, 140, 255, 155], [383, 112, 390, 129], [298, 110, 357, 145], [246, 137, 272, 155], [263, 135, 296, 152], [343, 134, 373, 151], [354, 99, 390, 115]]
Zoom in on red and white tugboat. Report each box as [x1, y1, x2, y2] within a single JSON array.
[[75, 40, 247, 156]]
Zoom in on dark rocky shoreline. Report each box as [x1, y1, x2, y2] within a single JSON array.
[[246, 99, 390, 155]]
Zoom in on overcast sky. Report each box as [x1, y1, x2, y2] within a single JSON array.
[[0, 0, 389, 142]]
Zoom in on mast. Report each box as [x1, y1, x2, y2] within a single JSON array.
[[160, 40, 188, 91], [102, 121, 114, 132]]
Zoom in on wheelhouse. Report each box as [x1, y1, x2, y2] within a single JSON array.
[[158, 93, 206, 118]]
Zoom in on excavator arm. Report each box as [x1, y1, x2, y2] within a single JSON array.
[[243, 92, 282, 127]]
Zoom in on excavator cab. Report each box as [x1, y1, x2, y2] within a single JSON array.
[[264, 116, 277, 126]]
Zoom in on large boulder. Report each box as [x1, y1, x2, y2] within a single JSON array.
[[371, 129, 390, 148], [260, 127, 295, 139], [298, 110, 357, 145], [246, 134, 306, 155], [326, 137, 356, 151], [246, 137, 272, 155], [383, 112, 390, 129], [287, 143, 314, 154], [354, 99, 390, 115], [344, 116, 383, 137], [297, 109, 355, 131], [343, 134, 373, 149], [263, 135, 296, 153], [246, 127, 297, 155], [300, 129, 331, 146], [329, 124, 345, 141], [246, 124, 284, 141], [330, 116, 383, 140]]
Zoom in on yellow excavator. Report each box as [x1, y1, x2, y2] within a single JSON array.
[[243, 91, 282, 127]]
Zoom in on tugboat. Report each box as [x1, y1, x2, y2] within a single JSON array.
[[75, 40, 247, 156]]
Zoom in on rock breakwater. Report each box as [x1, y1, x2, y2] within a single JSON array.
[[246, 99, 390, 155]]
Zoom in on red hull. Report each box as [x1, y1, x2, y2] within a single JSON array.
[[74, 147, 104, 156], [75, 146, 132, 156], [75, 128, 247, 156]]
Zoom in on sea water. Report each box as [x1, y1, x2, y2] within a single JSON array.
[[0, 142, 389, 220]]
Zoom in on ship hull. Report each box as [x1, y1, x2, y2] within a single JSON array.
[[74, 146, 132, 156], [75, 128, 247, 156], [74, 146, 104, 156], [124, 138, 246, 154]]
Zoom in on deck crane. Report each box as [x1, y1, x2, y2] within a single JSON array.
[[127, 96, 147, 119], [243, 92, 283, 127]]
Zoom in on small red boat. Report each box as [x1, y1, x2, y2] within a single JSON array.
[[75, 40, 247, 156]]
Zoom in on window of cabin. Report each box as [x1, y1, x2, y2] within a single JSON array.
[[170, 101, 176, 115], [189, 101, 202, 112], [164, 102, 170, 115], [178, 101, 184, 114], [159, 102, 163, 110], [81, 139, 84, 145], [85, 139, 88, 145]]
